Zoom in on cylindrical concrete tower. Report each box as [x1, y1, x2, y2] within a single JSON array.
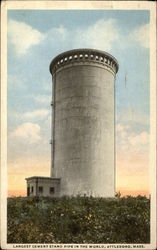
[[50, 49, 118, 197]]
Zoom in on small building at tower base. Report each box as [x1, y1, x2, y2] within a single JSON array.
[[25, 176, 61, 197]]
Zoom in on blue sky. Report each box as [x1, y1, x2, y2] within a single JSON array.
[[7, 10, 150, 195]]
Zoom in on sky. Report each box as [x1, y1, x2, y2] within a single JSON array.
[[7, 10, 150, 197]]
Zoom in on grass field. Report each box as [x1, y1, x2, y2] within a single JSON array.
[[7, 195, 150, 244]]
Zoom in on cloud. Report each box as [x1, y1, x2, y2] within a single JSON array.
[[33, 95, 51, 105], [48, 25, 68, 41], [8, 74, 27, 90], [116, 124, 129, 139], [45, 18, 148, 53], [128, 131, 149, 146], [75, 19, 119, 51], [43, 18, 120, 53], [23, 109, 50, 120], [116, 123, 149, 193], [116, 123, 130, 150], [11, 122, 41, 144], [129, 24, 149, 48], [116, 110, 150, 128], [8, 109, 50, 124], [8, 19, 45, 56], [116, 123, 149, 152]]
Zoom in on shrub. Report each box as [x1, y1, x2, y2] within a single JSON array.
[[7, 195, 150, 244]]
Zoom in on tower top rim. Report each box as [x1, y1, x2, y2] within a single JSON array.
[[49, 48, 119, 75]]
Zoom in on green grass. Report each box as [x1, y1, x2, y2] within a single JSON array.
[[7, 195, 150, 244]]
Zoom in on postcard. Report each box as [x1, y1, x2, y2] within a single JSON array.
[[1, 1, 156, 250]]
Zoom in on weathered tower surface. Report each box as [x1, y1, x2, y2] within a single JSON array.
[[50, 49, 119, 197]]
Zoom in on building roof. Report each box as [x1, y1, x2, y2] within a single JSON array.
[[49, 48, 119, 75], [25, 176, 61, 181]]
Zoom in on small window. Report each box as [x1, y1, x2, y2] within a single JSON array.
[[31, 186, 34, 193], [39, 186, 43, 193], [27, 187, 30, 196], [50, 187, 55, 194]]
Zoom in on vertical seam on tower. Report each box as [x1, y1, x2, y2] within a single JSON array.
[[114, 75, 116, 196], [52, 73, 56, 176]]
